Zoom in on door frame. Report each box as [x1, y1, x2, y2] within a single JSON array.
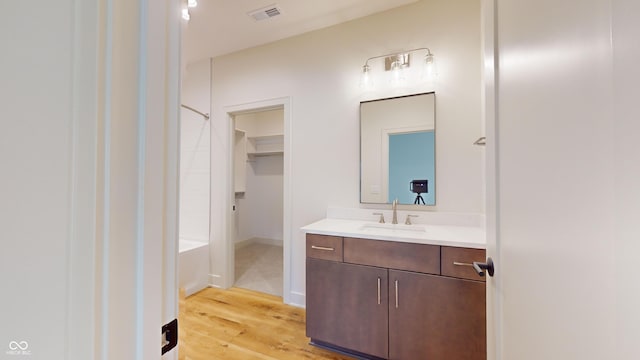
[[481, 0, 500, 359], [84, 0, 181, 359], [221, 97, 293, 303]]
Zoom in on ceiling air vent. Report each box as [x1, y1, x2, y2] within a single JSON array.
[[248, 4, 282, 21]]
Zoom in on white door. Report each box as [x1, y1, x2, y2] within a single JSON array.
[[1, 1, 181, 359], [489, 0, 640, 358], [1, 2, 87, 358], [101, 0, 182, 358]]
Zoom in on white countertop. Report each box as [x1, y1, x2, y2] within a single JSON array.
[[301, 218, 486, 249]]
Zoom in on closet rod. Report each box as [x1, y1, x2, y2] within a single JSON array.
[[181, 104, 210, 120]]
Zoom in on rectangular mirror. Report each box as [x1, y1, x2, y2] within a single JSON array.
[[360, 92, 435, 205]]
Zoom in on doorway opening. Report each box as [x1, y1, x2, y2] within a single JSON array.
[[232, 107, 285, 296], [224, 97, 293, 304]]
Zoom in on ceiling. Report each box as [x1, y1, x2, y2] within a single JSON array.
[[182, 0, 418, 65]]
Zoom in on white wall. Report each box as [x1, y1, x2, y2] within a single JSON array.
[[235, 109, 284, 136], [235, 156, 285, 243], [234, 110, 285, 244], [180, 59, 211, 243], [612, 0, 640, 357], [208, 0, 482, 301]]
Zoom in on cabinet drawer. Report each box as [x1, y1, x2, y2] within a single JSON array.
[[441, 246, 486, 282], [306, 234, 343, 261], [344, 237, 440, 275]]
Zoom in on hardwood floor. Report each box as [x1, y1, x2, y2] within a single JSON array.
[[179, 287, 355, 360]]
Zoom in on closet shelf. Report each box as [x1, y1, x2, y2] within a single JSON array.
[[247, 150, 284, 158], [246, 134, 283, 142], [246, 134, 284, 158]]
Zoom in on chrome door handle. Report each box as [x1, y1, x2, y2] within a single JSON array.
[[377, 277, 381, 305], [473, 257, 495, 277], [454, 258, 495, 277]]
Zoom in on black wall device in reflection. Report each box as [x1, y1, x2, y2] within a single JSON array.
[[410, 179, 428, 205]]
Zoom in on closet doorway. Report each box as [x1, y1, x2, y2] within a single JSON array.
[[232, 106, 285, 297]]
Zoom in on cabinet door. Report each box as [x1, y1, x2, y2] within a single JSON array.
[[389, 270, 486, 360], [306, 258, 389, 358]]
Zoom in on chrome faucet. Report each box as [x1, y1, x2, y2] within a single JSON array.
[[392, 198, 398, 224]]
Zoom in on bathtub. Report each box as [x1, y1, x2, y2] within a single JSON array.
[[178, 239, 209, 297]]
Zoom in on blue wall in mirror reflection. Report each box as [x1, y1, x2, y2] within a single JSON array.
[[388, 131, 435, 205]]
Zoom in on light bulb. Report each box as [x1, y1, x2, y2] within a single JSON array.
[[182, 7, 190, 20], [360, 64, 372, 88], [390, 60, 404, 84], [188, 0, 197, 8], [423, 53, 436, 79]]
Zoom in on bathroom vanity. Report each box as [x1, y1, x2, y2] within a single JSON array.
[[302, 216, 487, 360]]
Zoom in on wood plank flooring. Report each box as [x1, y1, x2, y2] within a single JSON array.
[[179, 287, 355, 360]]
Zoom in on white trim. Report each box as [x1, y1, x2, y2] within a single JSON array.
[[162, 1, 181, 360], [208, 274, 224, 289], [97, 1, 114, 358], [222, 96, 294, 304], [481, 0, 500, 359], [86, 1, 181, 359], [288, 291, 306, 309], [135, 1, 149, 357]]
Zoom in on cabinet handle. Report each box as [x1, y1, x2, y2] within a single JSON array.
[[453, 261, 473, 267], [377, 277, 381, 305], [311, 245, 334, 251], [395, 280, 399, 309]]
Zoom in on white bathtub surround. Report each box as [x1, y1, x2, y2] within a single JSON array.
[[179, 240, 210, 296], [180, 60, 211, 299], [180, 60, 211, 244]]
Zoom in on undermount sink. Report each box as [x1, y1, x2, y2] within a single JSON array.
[[359, 222, 427, 233]]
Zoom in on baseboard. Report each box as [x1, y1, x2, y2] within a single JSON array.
[[235, 237, 283, 249], [208, 274, 224, 289], [287, 290, 306, 308]]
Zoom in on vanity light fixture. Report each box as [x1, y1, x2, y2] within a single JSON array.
[[182, 0, 196, 21], [360, 64, 372, 87], [360, 47, 435, 87]]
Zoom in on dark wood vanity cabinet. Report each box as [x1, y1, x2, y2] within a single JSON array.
[[388, 270, 486, 360], [306, 258, 389, 358], [306, 234, 487, 360]]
